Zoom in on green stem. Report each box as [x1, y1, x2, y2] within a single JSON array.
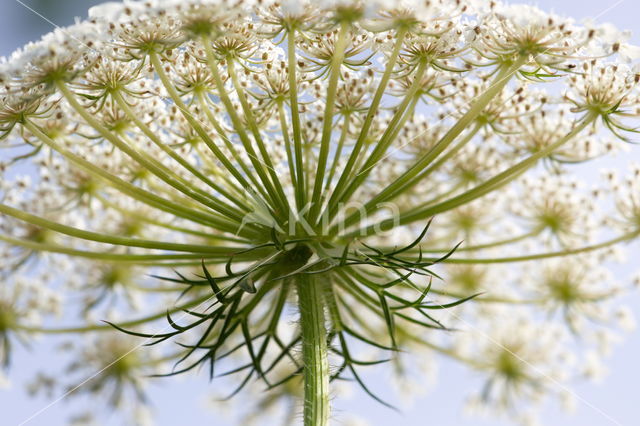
[[309, 22, 350, 223], [429, 289, 542, 304], [226, 59, 290, 213], [111, 90, 248, 213], [401, 229, 542, 253], [401, 115, 595, 223], [195, 92, 264, 193], [296, 275, 330, 426], [350, 113, 596, 237], [0, 203, 240, 254], [149, 52, 267, 203], [401, 332, 482, 367], [24, 120, 245, 234], [400, 121, 483, 199], [57, 82, 242, 223], [94, 193, 248, 244], [324, 113, 351, 194], [0, 234, 229, 262], [17, 294, 212, 334], [287, 29, 306, 209], [325, 28, 408, 218], [199, 42, 286, 217], [437, 231, 640, 264], [324, 61, 427, 225], [337, 60, 524, 232], [277, 100, 298, 189], [366, 57, 527, 206]]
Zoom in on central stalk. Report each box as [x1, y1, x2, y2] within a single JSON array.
[[296, 272, 330, 426]]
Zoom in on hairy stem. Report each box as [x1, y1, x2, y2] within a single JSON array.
[[296, 275, 330, 426]]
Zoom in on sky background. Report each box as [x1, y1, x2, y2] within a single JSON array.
[[0, 1, 638, 425]]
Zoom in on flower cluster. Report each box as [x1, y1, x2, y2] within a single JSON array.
[[0, 0, 639, 425]]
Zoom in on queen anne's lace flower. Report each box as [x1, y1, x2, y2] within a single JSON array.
[[1, 0, 639, 425]]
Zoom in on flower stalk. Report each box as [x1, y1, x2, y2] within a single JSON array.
[[296, 275, 330, 426]]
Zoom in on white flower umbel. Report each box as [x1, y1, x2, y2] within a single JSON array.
[[1, 1, 640, 425]]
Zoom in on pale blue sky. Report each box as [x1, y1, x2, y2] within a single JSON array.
[[0, 1, 638, 425]]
